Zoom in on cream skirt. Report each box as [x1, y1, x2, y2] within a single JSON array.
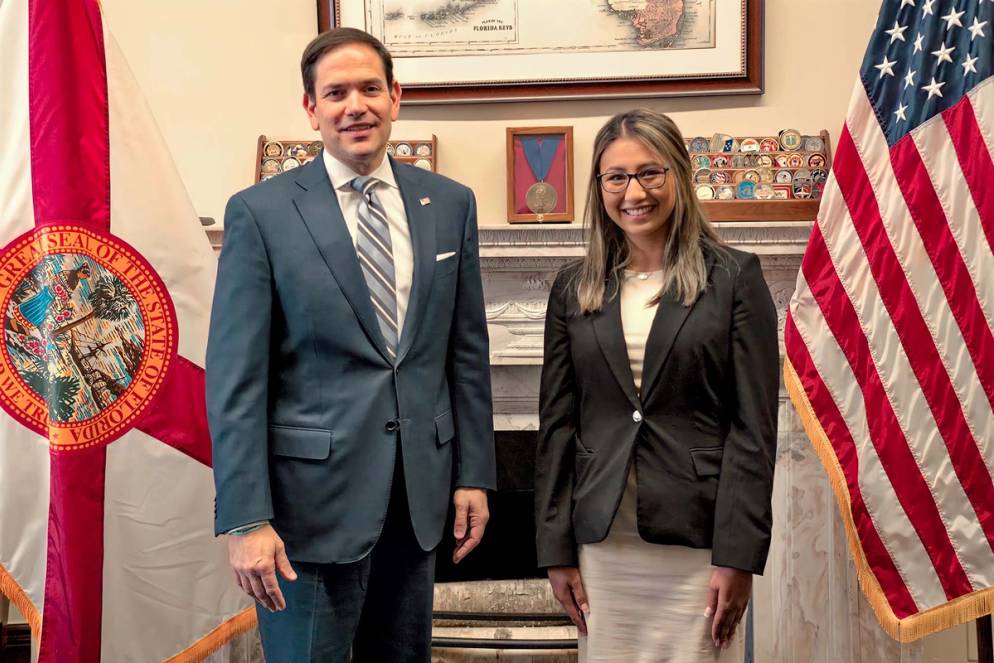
[[577, 468, 745, 663]]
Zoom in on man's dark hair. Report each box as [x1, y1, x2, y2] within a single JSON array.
[[301, 28, 394, 100]]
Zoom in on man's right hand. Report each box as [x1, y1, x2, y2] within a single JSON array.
[[228, 523, 297, 611], [547, 566, 588, 635]]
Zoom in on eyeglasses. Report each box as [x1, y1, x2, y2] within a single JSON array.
[[596, 166, 670, 193]]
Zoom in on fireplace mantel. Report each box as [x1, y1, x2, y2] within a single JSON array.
[[208, 221, 811, 429]]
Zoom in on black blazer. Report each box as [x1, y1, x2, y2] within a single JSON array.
[[534, 244, 778, 575]]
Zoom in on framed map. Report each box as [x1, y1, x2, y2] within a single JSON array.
[[318, 0, 762, 103]]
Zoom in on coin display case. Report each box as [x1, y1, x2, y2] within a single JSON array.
[[254, 135, 438, 183], [686, 129, 832, 222]]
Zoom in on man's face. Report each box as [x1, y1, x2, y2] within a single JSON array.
[[303, 43, 401, 175]]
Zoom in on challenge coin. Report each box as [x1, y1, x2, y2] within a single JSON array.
[[736, 180, 756, 199], [690, 137, 711, 153], [780, 129, 803, 151], [754, 183, 775, 199], [740, 138, 760, 153], [760, 137, 780, 152]]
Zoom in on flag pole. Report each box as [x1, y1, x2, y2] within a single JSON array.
[[978, 615, 992, 663]]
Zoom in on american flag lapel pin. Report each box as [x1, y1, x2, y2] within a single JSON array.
[[419, 196, 431, 206]]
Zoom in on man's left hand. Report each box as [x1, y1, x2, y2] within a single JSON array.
[[452, 487, 489, 564]]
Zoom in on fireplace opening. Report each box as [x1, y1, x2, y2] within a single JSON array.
[[435, 430, 543, 582], [430, 429, 574, 656]]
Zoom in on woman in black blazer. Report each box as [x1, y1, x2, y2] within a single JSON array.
[[534, 109, 779, 661]]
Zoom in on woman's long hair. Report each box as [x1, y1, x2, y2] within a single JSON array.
[[575, 109, 722, 314]]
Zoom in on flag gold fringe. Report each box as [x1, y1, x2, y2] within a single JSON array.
[[784, 357, 994, 642], [1, 562, 258, 660], [163, 607, 257, 663], [0, 564, 41, 637]]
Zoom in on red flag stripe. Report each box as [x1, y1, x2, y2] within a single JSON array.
[[945, 95, 994, 257], [790, 253, 951, 610], [28, 0, 108, 231], [29, 1, 110, 659], [801, 224, 973, 598], [835, 127, 994, 560], [134, 356, 212, 467], [785, 313, 919, 618], [898, 121, 994, 416], [37, 448, 105, 663]]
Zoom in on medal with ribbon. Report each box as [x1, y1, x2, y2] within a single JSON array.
[[521, 136, 562, 214]]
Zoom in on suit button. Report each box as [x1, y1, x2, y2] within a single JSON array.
[[385, 419, 400, 432], [632, 411, 643, 423]]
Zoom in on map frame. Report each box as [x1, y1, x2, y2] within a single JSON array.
[[318, 0, 762, 104]]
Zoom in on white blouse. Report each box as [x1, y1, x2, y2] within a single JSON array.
[[619, 269, 664, 392]]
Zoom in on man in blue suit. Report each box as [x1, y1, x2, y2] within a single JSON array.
[[206, 28, 496, 662]]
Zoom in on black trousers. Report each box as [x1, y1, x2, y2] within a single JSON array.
[[256, 454, 435, 663]]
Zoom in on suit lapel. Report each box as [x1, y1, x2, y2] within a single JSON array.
[[292, 157, 390, 360], [639, 248, 717, 401], [590, 275, 640, 409], [392, 159, 435, 364]]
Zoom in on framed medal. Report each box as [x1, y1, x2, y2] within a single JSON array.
[[506, 126, 574, 224]]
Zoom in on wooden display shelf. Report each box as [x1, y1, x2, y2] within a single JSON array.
[[254, 134, 438, 183], [700, 199, 820, 222]]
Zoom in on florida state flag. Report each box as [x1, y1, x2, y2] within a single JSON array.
[[0, 0, 251, 660]]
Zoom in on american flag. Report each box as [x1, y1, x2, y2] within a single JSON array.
[[784, 0, 994, 643]]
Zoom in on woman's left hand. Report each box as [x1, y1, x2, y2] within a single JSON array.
[[706, 566, 752, 649]]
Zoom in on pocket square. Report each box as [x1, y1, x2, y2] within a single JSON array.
[[435, 251, 456, 262]]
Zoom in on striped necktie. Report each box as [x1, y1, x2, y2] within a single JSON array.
[[351, 176, 398, 360]]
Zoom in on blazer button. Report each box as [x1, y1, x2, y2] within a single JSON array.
[[632, 411, 643, 423], [385, 419, 400, 432]]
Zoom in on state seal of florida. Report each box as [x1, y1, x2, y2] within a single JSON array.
[[0, 226, 177, 450]]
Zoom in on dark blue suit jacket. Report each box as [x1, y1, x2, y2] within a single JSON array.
[[207, 156, 496, 562]]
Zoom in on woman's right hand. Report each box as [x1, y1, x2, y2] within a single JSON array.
[[547, 566, 588, 635]]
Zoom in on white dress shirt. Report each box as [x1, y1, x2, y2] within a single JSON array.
[[322, 150, 414, 338]]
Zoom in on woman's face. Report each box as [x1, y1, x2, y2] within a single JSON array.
[[598, 136, 677, 245]]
